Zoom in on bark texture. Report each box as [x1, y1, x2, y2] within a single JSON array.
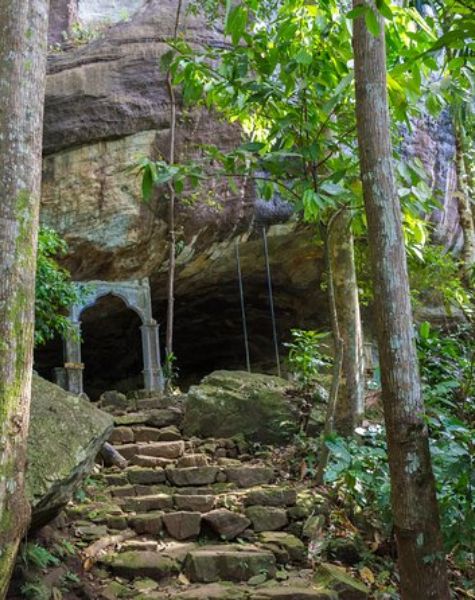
[[454, 126, 475, 283], [0, 1, 49, 595], [328, 210, 365, 435], [352, 3, 450, 598]]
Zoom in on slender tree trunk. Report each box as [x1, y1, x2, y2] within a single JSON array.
[[329, 209, 365, 435], [454, 124, 475, 283], [316, 211, 344, 484], [0, 1, 49, 595], [164, 0, 183, 366], [352, 3, 450, 598]]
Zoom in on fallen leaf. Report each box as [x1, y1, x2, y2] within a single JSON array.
[[178, 572, 190, 586], [359, 566, 375, 584]]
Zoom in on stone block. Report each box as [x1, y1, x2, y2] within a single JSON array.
[[245, 506, 288, 532], [163, 511, 202, 540], [202, 509, 250, 540], [166, 467, 219, 487]]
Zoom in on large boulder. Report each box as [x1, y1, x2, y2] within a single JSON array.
[[26, 375, 114, 527], [183, 371, 304, 444]]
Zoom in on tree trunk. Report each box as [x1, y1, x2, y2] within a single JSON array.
[[315, 211, 345, 484], [454, 124, 475, 283], [164, 0, 183, 369], [352, 3, 450, 599], [0, 1, 49, 595], [328, 209, 365, 435]]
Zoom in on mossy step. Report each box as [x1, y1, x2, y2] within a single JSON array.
[[128, 511, 164, 534], [258, 531, 307, 564], [100, 550, 180, 581], [250, 589, 334, 599], [131, 454, 175, 468], [244, 486, 297, 507], [114, 408, 182, 428], [127, 466, 167, 485], [184, 544, 276, 583], [175, 494, 215, 512], [164, 465, 274, 488], [109, 424, 183, 445], [134, 425, 183, 442], [115, 440, 185, 460], [245, 506, 288, 532], [166, 466, 220, 487], [174, 583, 249, 599], [123, 493, 174, 512], [224, 466, 274, 488]]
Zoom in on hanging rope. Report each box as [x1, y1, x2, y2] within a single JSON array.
[[235, 238, 251, 372], [262, 227, 281, 377]]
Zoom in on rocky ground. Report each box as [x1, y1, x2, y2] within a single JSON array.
[[9, 388, 371, 600]]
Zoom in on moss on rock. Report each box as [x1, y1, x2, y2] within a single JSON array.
[[26, 375, 113, 527], [183, 371, 303, 444]]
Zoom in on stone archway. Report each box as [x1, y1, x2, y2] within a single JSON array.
[[59, 278, 164, 395]]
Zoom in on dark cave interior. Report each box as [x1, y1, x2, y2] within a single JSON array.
[[34, 275, 324, 399]]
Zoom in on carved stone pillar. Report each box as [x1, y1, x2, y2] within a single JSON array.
[[63, 322, 84, 395], [141, 320, 164, 392]]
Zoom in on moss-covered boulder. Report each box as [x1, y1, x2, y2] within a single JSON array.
[[26, 375, 114, 527], [183, 371, 303, 444]]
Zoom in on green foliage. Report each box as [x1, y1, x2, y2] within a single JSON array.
[[324, 429, 392, 534], [409, 244, 473, 317], [284, 329, 331, 390], [163, 352, 179, 388], [20, 543, 60, 570], [133, 157, 206, 202], [35, 227, 82, 347], [417, 323, 474, 562], [324, 324, 474, 568], [20, 580, 50, 600]]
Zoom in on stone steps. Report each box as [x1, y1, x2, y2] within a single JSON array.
[[69, 401, 370, 599]]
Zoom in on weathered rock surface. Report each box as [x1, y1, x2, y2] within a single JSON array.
[[101, 551, 179, 580], [166, 466, 219, 487], [175, 583, 248, 600], [185, 545, 276, 583], [245, 506, 288, 532], [202, 509, 251, 541], [258, 532, 306, 564], [36, 0, 327, 389], [314, 563, 369, 599], [183, 371, 303, 443], [163, 511, 202, 540], [26, 375, 113, 527], [225, 466, 274, 488], [245, 487, 297, 507]]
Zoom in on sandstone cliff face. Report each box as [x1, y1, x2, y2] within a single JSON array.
[[43, 0, 270, 284], [38, 0, 464, 386]]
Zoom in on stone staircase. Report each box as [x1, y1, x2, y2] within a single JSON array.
[[65, 391, 369, 600]]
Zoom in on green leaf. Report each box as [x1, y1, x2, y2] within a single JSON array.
[[226, 5, 248, 45], [295, 49, 313, 66], [375, 0, 392, 20], [346, 5, 368, 20], [142, 167, 154, 201], [365, 8, 381, 37], [239, 141, 266, 152], [419, 321, 431, 340]]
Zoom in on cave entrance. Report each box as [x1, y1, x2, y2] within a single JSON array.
[[80, 294, 144, 399]]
